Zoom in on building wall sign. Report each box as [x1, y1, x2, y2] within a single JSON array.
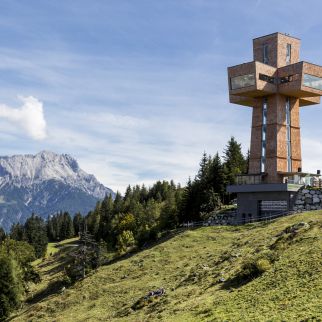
[[259, 200, 288, 212]]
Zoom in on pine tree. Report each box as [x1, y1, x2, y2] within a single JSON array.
[[24, 214, 48, 258], [0, 256, 23, 320], [197, 151, 211, 183], [97, 194, 114, 242], [63, 212, 74, 239], [113, 192, 124, 215], [223, 136, 246, 185], [209, 152, 225, 196], [159, 189, 178, 230], [73, 213, 84, 237], [139, 184, 148, 203], [179, 177, 200, 222], [10, 223, 26, 241], [0, 228, 6, 243], [86, 202, 101, 237], [47, 216, 55, 241]]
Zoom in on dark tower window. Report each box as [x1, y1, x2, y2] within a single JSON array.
[[286, 43, 291, 65], [263, 44, 269, 64]]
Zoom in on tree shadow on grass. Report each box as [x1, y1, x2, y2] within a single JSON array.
[[26, 279, 64, 305], [39, 241, 80, 276], [8, 280, 64, 321], [219, 275, 255, 290], [102, 228, 188, 267]]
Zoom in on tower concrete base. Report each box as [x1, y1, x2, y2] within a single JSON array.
[[227, 183, 302, 224]]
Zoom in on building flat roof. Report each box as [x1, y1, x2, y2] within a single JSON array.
[[227, 183, 303, 193], [253, 32, 301, 41]]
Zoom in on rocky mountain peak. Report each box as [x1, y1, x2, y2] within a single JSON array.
[[0, 151, 104, 194], [0, 151, 114, 231]]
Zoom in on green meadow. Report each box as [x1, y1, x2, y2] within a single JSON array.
[[13, 211, 322, 321]]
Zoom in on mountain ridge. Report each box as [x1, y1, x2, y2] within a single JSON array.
[[0, 151, 114, 231]]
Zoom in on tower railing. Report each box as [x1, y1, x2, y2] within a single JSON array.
[[235, 173, 320, 186], [236, 174, 263, 185]]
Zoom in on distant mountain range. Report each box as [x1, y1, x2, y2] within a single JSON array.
[[0, 151, 114, 231]]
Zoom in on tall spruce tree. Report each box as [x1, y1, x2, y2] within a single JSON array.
[[10, 223, 26, 241], [223, 136, 246, 185], [86, 202, 101, 237], [97, 194, 114, 242], [73, 213, 84, 237], [0, 256, 23, 320], [209, 152, 225, 196], [159, 189, 178, 230], [24, 214, 48, 258], [0, 228, 6, 243], [113, 192, 124, 215], [61, 212, 74, 240]]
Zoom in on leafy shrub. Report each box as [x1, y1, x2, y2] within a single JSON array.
[[255, 258, 272, 273], [116, 230, 136, 255], [236, 250, 277, 282]]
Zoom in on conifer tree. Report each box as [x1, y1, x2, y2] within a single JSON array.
[[223, 136, 246, 185], [139, 184, 148, 203], [124, 185, 132, 201], [179, 177, 201, 222], [10, 223, 26, 241], [24, 214, 48, 258], [97, 194, 114, 242], [159, 189, 178, 230], [209, 152, 225, 197], [86, 202, 101, 237], [0, 228, 5, 243], [197, 151, 211, 183], [0, 256, 23, 320], [113, 192, 124, 215], [62, 212, 74, 240], [73, 213, 84, 237]]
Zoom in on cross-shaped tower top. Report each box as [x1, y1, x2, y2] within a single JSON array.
[[228, 32, 322, 184]]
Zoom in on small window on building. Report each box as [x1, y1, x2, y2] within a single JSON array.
[[286, 44, 291, 65], [263, 44, 269, 64], [259, 73, 275, 84]]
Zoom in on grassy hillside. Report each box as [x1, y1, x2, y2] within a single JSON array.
[[12, 212, 322, 321]]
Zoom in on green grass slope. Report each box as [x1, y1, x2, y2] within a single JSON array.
[[13, 212, 322, 321]]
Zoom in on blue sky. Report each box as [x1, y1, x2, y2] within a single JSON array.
[[1, 0, 322, 193]]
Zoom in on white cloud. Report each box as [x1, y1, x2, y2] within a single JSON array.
[[0, 96, 47, 140], [85, 112, 149, 128]]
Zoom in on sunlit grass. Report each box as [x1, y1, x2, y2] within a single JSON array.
[[46, 237, 79, 257], [14, 211, 322, 321]]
